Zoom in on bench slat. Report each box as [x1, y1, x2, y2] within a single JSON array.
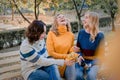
[[0, 64, 21, 73], [0, 71, 21, 80], [0, 56, 20, 65], [0, 51, 19, 58]]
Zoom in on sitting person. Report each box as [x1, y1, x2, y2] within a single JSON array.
[[74, 11, 104, 80], [46, 14, 78, 80], [19, 20, 74, 80]]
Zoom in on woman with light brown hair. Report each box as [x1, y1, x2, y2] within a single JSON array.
[[46, 14, 77, 80]]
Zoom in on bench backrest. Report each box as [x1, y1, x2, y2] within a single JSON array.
[[0, 51, 22, 80]]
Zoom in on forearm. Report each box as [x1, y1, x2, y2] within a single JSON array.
[[48, 51, 67, 59]]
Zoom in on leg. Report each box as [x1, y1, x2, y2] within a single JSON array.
[[28, 69, 49, 80], [87, 65, 98, 80], [43, 65, 61, 80], [75, 63, 84, 80], [65, 63, 76, 80]]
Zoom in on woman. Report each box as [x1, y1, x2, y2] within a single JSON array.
[[46, 14, 77, 80], [74, 11, 104, 80], [19, 20, 73, 80]]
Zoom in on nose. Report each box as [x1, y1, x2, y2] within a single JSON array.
[[61, 16, 65, 19]]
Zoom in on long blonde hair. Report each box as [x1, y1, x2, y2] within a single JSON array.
[[50, 14, 71, 36], [85, 11, 99, 41]]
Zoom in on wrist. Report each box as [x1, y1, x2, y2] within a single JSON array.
[[78, 55, 81, 58]]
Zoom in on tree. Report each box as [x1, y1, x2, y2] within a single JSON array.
[[11, 0, 55, 24], [72, 0, 86, 30], [12, 0, 31, 23], [101, 0, 118, 31], [87, 0, 118, 31]]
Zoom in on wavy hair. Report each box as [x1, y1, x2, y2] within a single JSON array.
[[25, 20, 46, 44], [85, 11, 99, 41]]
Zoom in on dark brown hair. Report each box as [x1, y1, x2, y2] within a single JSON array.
[[25, 20, 46, 44]]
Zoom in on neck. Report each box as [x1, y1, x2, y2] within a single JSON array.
[[85, 27, 90, 33], [58, 24, 66, 27], [58, 25, 67, 35]]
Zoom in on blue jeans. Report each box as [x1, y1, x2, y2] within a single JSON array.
[[28, 65, 61, 80], [65, 64, 76, 80], [75, 61, 98, 80]]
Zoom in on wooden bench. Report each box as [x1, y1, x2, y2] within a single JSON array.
[[0, 50, 23, 80]]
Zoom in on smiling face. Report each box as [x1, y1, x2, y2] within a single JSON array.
[[56, 14, 67, 26], [82, 13, 91, 29]]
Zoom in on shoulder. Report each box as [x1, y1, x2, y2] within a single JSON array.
[[47, 31, 55, 36], [48, 31, 53, 34], [20, 38, 30, 47], [78, 29, 85, 36], [98, 31, 104, 39], [78, 29, 85, 34], [20, 39, 33, 53], [68, 31, 74, 36]]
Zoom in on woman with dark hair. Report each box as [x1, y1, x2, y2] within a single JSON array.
[[20, 20, 73, 80]]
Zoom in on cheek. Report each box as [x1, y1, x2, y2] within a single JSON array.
[[57, 20, 61, 24], [39, 34, 45, 39]]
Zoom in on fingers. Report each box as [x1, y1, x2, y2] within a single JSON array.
[[68, 60, 75, 66], [77, 56, 84, 64], [64, 59, 75, 66], [73, 46, 80, 52]]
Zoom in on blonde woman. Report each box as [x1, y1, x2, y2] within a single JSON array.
[[46, 14, 76, 80], [74, 11, 104, 80]]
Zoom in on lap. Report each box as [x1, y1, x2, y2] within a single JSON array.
[[28, 69, 49, 80]]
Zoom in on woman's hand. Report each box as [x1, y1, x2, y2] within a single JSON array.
[[77, 56, 84, 65], [64, 59, 75, 66], [73, 46, 80, 52]]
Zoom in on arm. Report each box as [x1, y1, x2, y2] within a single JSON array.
[[76, 31, 81, 48], [68, 33, 75, 53], [46, 31, 67, 59], [20, 45, 65, 66], [73, 32, 81, 52]]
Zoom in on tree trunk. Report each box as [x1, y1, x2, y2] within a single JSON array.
[[37, 6, 39, 19], [34, 0, 38, 20], [9, 0, 14, 20], [72, 0, 85, 31], [111, 18, 115, 31], [11, 7, 14, 21]]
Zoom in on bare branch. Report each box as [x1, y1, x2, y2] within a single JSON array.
[[12, 0, 31, 24]]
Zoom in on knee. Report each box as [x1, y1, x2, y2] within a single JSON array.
[[28, 71, 49, 80], [51, 64, 58, 68], [49, 64, 58, 70], [76, 72, 84, 80], [87, 72, 96, 80]]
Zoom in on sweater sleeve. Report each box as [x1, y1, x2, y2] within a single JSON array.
[[76, 31, 81, 48], [46, 31, 67, 59], [69, 33, 75, 53], [20, 44, 64, 66]]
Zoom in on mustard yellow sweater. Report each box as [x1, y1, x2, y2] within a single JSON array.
[[46, 31, 74, 59], [46, 26, 74, 77]]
